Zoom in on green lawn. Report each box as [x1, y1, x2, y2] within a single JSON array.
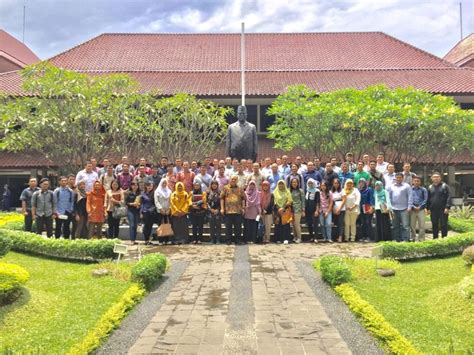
[[351, 256, 474, 354], [0, 252, 132, 354]]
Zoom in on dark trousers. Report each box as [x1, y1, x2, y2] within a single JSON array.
[[243, 218, 257, 243], [305, 208, 317, 238], [55, 213, 72, 239], [142, 211, 156, 242], [71, 217, 77, 239], [36, 215, 53, 237], [332, 211, 345, 239], [190, 214, 205, 242], [225, 214, 242, 244], [430, 208, 448, 238], [275, 223, 291, 243], [359, 213, 374, 241], [127, 209, 140, 242], [107, 211, 120, 239], [375, 210, 392, 242], [24, 210, 34, 232], [75, 215, 88, 238], [209, 214, 222, 243]]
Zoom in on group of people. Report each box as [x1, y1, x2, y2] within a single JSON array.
[[19, 152, 452, 245]]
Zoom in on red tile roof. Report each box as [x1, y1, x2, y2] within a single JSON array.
[[0, 151, 56, 168], [2, 32, 473, 96], [444, 33, 474, 67], [0, 29, 40, 70]]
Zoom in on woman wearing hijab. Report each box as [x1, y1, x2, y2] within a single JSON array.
[[190, 181, 207, 244], [358, 178, 375, 242], [205, 180, 222, 244], [155, 178, 172, 244], [125, 181, 141, 245], [290, 177, 305, 243], [243, 181, 261, 244], [171, 182, 191, 244], [343, 179, 360, 242], [305, 178, 320, 243], [140, 182, 156, 245], [86, 180, 106, 239], [259, 181, 274, 244], [273, 180, 293, 244], [332, 178, 347, 243], [73, 180, 88, 238], [374, 180, 392, 242]]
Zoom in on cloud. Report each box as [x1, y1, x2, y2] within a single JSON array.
[[0, 0, 472, 59]]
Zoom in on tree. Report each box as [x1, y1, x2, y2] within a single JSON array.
[[0, 63, 231, 171], [267, 84, 474, 169]]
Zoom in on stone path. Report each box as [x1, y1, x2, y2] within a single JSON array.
[[127, 243, 377, 354]]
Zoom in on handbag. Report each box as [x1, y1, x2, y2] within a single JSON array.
[[157, 223, 174, 237], [281, 207, 293, 225], [112, 204, 128, 219]]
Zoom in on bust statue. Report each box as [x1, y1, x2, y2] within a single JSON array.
[[225, 105, 258, 161]]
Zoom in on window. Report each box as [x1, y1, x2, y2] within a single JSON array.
[[260, 105, 276, 133], [226, 105, 257, 127]]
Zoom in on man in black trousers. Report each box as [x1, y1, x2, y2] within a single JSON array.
[[427, 172, 452, 239]]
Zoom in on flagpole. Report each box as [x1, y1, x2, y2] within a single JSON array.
[[241, 22, 245, 107]]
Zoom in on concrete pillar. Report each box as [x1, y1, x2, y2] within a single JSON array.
[[448, 166, 456, 186]]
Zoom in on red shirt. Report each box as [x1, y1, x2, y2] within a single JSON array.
[[177, 171, 196, 192]]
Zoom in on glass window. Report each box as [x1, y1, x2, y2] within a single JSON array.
[[260, 105, 276, 133], [226, 105, 257, 127]]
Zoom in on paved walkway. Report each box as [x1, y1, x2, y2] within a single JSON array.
[[127, 244, 375, 354]]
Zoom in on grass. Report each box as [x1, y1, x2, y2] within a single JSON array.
[[0, 252, 133, 354], [350, 256, 474, 354]]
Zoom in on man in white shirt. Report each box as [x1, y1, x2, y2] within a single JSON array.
[[261, 157, 273, 178], [383, 164, 396, 189], [376, 153, 389, 174], [75, 162, 99, 192], [331, 157, 341, 174], [295, 156, 308, 175]]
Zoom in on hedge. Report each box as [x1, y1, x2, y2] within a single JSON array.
[[0, 233, 12, 257], [378, 233, 474, 260], [318, 255, 352, 287], [335, 284, 421, 355], [131, 253, 169, 291], [0, 229, 117, 262], [67, 283, 145, 355], [0, 213, 24, 228], [449, 217, 474, 234], [0, 262, 29, 305]]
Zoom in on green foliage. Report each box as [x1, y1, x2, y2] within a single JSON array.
[[379, 233, 474, 260], [350, 256, 473, 353], [0, 229, 117, 261], [0, 63, 231, 171], [131, 253, 168, 290], [344, 257, 401, 281], [0, 252, 132, 353], [268, 84, 474, 165], [318, 255, 352, 287], [0, 262, 29, 304], [449, 217, 474, 233], [2, 220, 26, 231], [459, 275, 474, 299], [335, 283, 422, 355], [0, 233, 11, 257], [462, 245, 474, 265], [67, 283, 145, 355]]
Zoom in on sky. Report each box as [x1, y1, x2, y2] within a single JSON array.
[[1, 0, 473, 60]]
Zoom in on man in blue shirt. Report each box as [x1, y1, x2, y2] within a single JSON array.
[[278, 155, 291, 178], [54, 176, 74, 239], [267, 163, 282, 193], [20, 177, 39, 232], [338, 162, 354, 187], [387, 173, 412, 242], [409, 175, 428, 241], [303, 161, 322, 191]]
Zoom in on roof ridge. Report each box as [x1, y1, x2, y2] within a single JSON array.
[[379, 32, 456, 69], [444, 33, 474, 59], [47, 33, 106, 62], [97, 31, 385, 36]]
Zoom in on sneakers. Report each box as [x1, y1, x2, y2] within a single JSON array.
[[295, 239, 301, 244]]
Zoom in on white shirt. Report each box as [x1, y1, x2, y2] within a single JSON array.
[[384, 172, 396, 189], [376, 162, 389, 174], [75, 170, 99, 192]]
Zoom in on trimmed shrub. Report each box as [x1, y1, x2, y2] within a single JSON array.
[[0, 262, 29, 304], [459, 275, 474, 300], [335, 284, 421, 355], [462, 245, 474, 265], [2, 221, 26, 231], [449, 218, 474, 233], [379, 233, 474, 260], [0, 229, 117, 262], [0, 234, 12, 257], [67, 283, 145, 355], [319, 255, 352, 287], [0, 213, 24, 228], [131, 253, 168, 290]]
